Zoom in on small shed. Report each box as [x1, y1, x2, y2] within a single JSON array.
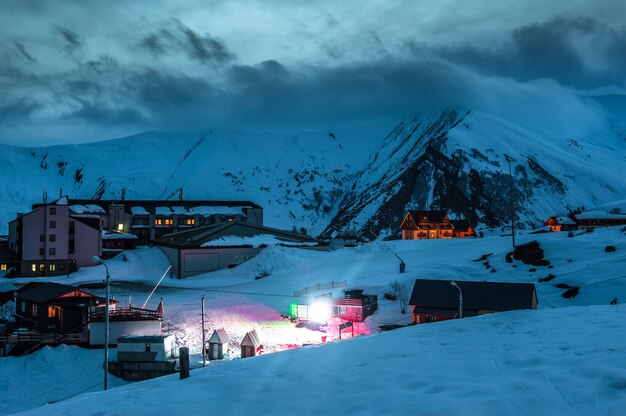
[[117, 335, 176, 362], [240, 329, 262, 358], [208, 328, 230, 360]]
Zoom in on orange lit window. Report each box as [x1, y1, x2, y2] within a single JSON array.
[[0, 264, 6, 271], [164, 218, 173, 225], [155, 219, 163, 225], [48, 306, 59, 318], [186, 218, 195, 225]]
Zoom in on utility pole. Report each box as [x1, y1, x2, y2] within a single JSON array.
[[201, 296, 206, 367], [92, 256, 111, 390], [450, 281, 463, 319], [504, 154, 516, 248]]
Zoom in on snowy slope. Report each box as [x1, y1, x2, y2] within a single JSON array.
[[0, 125, 383, 236], [2, 226, 625, 414], [322, 107, 626, 237], [2, 97, 626, 238], [16, 304, 626, 416]]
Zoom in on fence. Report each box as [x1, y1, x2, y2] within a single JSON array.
[[294, 280, 347, 297]]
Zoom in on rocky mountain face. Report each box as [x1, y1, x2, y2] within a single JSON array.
[[322, 107, 626, 239], [1, 102, 624, 238]]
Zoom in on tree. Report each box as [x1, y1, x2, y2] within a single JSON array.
[[397, 283, 410, 314]]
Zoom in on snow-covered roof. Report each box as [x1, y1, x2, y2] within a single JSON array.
[[171, 206, 188, 215], [209, 328, 230, 344], [574, 210, 626, 220], [102, 230, 138, 240], [70, 204, 106, 214], [55, 196, 68, 206], [554, 216, 576, 225], [130, 206, 150, 216], [200, 234, 318, 248], [155, 206, 172, 216], [188, 206, 248, 217]]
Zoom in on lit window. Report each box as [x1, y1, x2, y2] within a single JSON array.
[[48, 306, 58, 318], [165, 218, 173, 225], [31, 264, 37, 272], [49, 264, 56, 271], [39, 263, 45, 272], [186, 218, 195, 225], [1, 264, 7, 271], [117, 223, 124, 231]]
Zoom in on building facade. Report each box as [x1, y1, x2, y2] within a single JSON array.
[[7, 197, 264, 276], [545, 210, 626, 232], [400, 210, 476, 240], [8, 198, 101, 277]]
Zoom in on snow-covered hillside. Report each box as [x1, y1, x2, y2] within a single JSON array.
[[1, 96, 625, 238], [16, 305, 626, 416], [3, 226, 625, 414]]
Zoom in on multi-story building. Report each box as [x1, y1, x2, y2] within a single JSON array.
[[8, 197, 264, 277], [8, 197, 101, 277], [32, 199, 263, 245]]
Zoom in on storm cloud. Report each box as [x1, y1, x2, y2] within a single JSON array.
[[0, 0, 624, 145]]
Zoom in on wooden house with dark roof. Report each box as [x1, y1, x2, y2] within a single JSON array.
[[154, 222, 322, 278], [15, 282, 107, 334], [409, 279, 537, 324], [400, 210, 476, 239]]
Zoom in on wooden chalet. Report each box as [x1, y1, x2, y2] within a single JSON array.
[[409, 279, 537, 324], [241, 329, 262, 358], [208, 328, 230, 360], [545, 216, 577, 232], [400, 210, 476, 240], [14, 282, 107, 334]]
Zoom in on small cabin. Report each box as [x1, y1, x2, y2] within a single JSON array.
[[117, 334, 176, 362], [15, 282, 107, 334], [241, 329, 262, 358], [545, 216, 577, 232], [208, 328, 230, 360]]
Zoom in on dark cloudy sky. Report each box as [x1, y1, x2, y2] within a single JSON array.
[[1, 0, 625, 145]]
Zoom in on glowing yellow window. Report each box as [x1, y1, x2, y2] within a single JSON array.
[[164, 218, 173, 225], [117, 223, 124, 231], [49, 264, 56, 272], [48, 306, 59, 318], [39, 264, 45, 272], [32, 264, 37, 272], [0, 264, 6, 271], [186, 218, 195, 225], [155, 219, 163, 225]]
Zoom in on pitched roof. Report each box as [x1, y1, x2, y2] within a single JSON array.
[[17, 282, 97, 304], [407, 210, 448, 224], [209, 328, 230, 344], [449, 219, 473, 230], [409, 279, 537, 313], [154, 222, 318, 248], [241, 329, 261, 348]]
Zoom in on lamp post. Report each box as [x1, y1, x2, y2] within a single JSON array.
[[92, 256, 110, 391], [504, 154, 516, 248], [450, 281, 463, 319]]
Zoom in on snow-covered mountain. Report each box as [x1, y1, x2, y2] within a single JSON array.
[[1, 96, 625, 237]]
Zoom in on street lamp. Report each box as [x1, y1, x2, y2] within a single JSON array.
[[92, 255, 111, 391], [450, 281, 463, 319]]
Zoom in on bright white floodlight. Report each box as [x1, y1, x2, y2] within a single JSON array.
[[309, 302, 331, 323]]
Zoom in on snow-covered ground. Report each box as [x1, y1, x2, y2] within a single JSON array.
[[2, 227, 625, 414], [15, 305, 626, 416]]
